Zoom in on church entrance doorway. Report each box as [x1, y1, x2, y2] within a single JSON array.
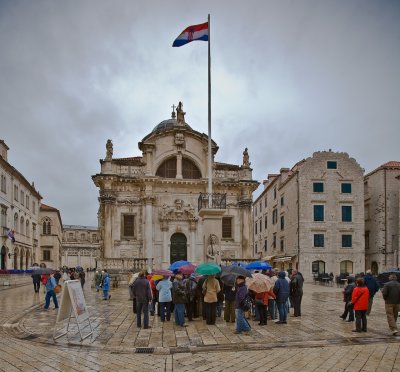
[[170, 233, 187, 264]]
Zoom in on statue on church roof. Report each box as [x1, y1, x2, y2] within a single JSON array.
[[106, 139, 113, 160], [242, 147, 250, 168], [176, 101, 186, 126]]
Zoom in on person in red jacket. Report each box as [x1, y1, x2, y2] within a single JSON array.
[[351, 277, 369, 333]]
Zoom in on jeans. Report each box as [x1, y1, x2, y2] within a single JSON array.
[[217, 301, 223, 317], [224, 300, 236, 322], [160, 302, 171, 321], [174, 303, 185, 326], [150, 298, 157, 315], [44, 290, 58, 309], [33, 282, 40, 293], [136, 302, 149, 328], [103, 289, 109, 300], [254, 303, 260, 321], [205, 302, 217, 325], [235, 308, 251, 332], [367, 296, 374, 315], [277, 301, 288, 322], [186, 300, 195, 321], [355, 310, 367, 331], [256, 303, 267, 325], [268, 299, 277, 320]]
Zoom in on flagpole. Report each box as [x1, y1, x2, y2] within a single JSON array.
[[207, 13, 212, 206]]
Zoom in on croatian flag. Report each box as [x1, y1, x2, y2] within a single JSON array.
[[7, 229, 15, 243], [172, 22, 208, 47]]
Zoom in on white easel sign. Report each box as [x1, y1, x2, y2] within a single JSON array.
[[53, 279, 93, 341]]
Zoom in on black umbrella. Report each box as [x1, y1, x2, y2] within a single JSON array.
[[220, 272, 237, 287], [221, 265, 252, 278], [29, 267, 53, 275], [377, 271, 400, 288]]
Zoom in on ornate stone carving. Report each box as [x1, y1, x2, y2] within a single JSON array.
[[176, 101, 186, 126], [106, 139, 113, 160], [159, 199, 197, 223], [116, 197, 141, 205], [206, 234, 221, 264], [175, 132, 185, 146], [99, 191, 116, 204], [242, 147, 250, 168]]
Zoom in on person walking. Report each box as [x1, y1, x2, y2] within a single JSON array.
[[268, 270, 278, 320], [273, 271, 290, 324], [351, 277, 369, 333], [363, 270, 379, 315], [131, 271, 152, 329], [381, 273, 400, 336], [234, 276, 251, 335], [102, 270, 111, 301], [156, 276, 173, 322], [94, 270, 102, 292], [44, 273, 59, 310], [79, 270, 86, 289], [223, 284, 236, 323], [340, 276, 355, 322], [290, 270, 304, 317], [32, 272, 41, 293], [172, 272, 187, 327], [202, 275, 221, 325]]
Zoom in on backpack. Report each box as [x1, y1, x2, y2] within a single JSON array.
[[240, 293, 253, 312]]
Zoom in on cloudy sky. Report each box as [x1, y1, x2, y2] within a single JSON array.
[[1, 0, 399, 226]]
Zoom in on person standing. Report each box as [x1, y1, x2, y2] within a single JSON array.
[[132, 271, 152, 329], [31, 272, 41, 293], [202, 275, 221, 325], [79, 270, 86, 289], [268, 270, 278, 320], [156, 276, 173, 322], [363, 270, 379, 315], [44, 273, 59, 310], [102, 270, 111, 301], [185, 273, 198, 321], [172, 272, 187, 327], [223, 284, 236, 323], [351, 277, 369, 333], [234, 276, 251, 335], [94, 270, 102, 292], [254, 290, 268, 326], [273, 271, 290, 324], [381, 273, 400, 336], [290, 270, 304, 317]]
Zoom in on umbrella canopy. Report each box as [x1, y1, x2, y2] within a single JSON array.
[[246, 261, 272, 271], [178, 264, 196, 275], [29, 268, 53, 275], [220, 272, 237, 287], [377, 270, 400, 287], [152, 269, 173, 276], [222, 265, 252, 278], [169, 260, 191, 271], [246, 273, 273, 293], [151, 274, 164, 281], [195, 262, 221, 276]]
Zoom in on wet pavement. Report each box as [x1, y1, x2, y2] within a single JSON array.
[[0, 276, 399, 371]]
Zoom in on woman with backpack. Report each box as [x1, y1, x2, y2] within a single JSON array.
[[234, 275, 251, 335]]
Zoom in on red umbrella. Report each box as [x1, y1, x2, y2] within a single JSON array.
[[178, 264, 196, 275]]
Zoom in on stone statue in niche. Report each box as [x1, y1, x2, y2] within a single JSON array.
[[176, 101, 186, 126], [106, 139, 113, 160], [242, 147, 250, 167], [206, 234, 221, 264]]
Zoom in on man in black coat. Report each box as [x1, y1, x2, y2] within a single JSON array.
[[381, 273, 400, 336], [131, 271, 152, 329], [289, 270, 304, 317], [363, 270, 380, 315]]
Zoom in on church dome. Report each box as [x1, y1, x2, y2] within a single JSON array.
[[151, 118, 192, 133]]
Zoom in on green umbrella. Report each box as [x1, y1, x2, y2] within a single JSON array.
[[195, 262, 221, 276]]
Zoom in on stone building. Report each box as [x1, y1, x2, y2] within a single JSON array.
[[92, 103, 258, 271], [364, 161, 400, 273], [253, 151, 365, 281], [39, 203, 63, 269], [61, 225, 100, 269], [0, 140, 41, 269]]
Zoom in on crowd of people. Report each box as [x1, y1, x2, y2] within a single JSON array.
[[126, 268, 305, 335]]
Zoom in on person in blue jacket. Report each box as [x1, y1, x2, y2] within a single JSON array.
[[44, 272, 59, 310], [273, 271, 290, 324], [102, 270, 111, 301], [363, 269, 379, 315]]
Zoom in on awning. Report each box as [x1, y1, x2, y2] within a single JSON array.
[[273, 255, 296, 263]]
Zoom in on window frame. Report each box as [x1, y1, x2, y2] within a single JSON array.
[[327, 161, 337, 169], [222, 217, 233, 239], [313, 205, 325, 222], [122, 214, 136, 239], [342, 234, 352, 248], [341, 183, 352, 193], [313, 182, 324, 193], [341, 205, 352, 222], [313, 233, 325, 248]]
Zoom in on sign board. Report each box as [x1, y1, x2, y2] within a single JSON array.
[[54, 279, 92, 340]]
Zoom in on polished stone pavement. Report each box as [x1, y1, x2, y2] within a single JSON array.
[[0, 276, 399, 371]]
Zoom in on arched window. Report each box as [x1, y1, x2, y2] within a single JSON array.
[[26, 220, 30, 238], [312, 260, 326, 274], [340, 260, 353, 274], [14, 213, 18, 232], [20, 216, 24, 236], [42, 218, 51, 235], [156, 157, 177, 178], [182, 158, 201, 179]]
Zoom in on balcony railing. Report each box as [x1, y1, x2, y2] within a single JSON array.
[[198, 193, 227, 211]]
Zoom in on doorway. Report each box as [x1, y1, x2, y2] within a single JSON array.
[[170, 233, 187, 264]]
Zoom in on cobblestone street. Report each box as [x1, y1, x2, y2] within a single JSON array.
[[0, 279, 399, 371]]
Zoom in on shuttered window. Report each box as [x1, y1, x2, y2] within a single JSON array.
[[123, 214, 135, 238], [222, 217, 232, 239]]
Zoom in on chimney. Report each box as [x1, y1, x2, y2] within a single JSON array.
[[0, 140, 9, 162]]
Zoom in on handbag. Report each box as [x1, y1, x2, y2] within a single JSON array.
[[349, 291, 364, 310], [53, 284, 62, 294]]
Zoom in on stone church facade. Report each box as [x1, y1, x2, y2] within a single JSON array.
[[92, 103, 258, 270]]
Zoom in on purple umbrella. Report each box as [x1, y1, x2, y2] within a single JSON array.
[[152, 269, 173, 276], [178, 264, 196, 275]]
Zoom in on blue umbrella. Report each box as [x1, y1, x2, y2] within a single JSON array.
[[246, 261, 272, 271], [169, 260, 191, 271]]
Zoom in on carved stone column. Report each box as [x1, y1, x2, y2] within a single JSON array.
[[162, 227, 168, 269], [144, 194, 155, 269], [176, 153, 183, 179], [238, 198, 253, 258], [100, 191, 116, 259], [190, 225, 196, 263]]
